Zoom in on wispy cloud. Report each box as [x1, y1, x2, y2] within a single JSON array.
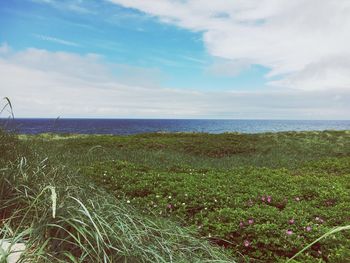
[[31, 0, 95, 14], [0, 42, 11, 54], [180, 55, 207, 65], [34, 34, 81, 47]]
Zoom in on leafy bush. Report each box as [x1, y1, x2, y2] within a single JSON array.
[[85, 157, 350, 262]]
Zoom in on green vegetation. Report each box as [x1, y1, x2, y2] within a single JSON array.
[[1, 129, 350, 262], [0, 131, 233, 262]]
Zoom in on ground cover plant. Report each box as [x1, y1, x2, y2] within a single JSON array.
[[13, 130, 350, 262], [0, 130, 234, 262]]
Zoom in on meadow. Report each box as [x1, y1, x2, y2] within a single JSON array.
[[1, 128, 350, 262]]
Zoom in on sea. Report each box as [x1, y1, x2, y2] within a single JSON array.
[[1, 119, 350, 135]]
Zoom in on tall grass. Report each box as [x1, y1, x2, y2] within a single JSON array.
[[0, 148, 234, 262]]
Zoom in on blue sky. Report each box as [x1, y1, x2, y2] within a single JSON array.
[[0, 0, 269, 91], [0, 0, 349, 119]]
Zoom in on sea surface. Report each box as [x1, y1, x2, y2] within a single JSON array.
[[1, 119, 350, 135]]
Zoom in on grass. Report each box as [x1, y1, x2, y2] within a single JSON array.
[[1, 122, 350, 262], [0, 130, 234, 262]]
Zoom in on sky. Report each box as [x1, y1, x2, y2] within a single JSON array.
[[0, 0, 349, 119]]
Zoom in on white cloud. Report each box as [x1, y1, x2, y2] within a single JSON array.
[[108, 0, 350, 91], [0, 44, 349, 119]]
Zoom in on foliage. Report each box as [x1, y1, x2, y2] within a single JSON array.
[[85, 157, 350, 262], [3, 130, 350, 262], [0, 136, 233, 262]]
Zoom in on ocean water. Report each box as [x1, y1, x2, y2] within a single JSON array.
[[1, 119, 350, 135]]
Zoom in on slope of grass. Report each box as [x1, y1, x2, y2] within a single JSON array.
[[20, 130, 350, 170], [0, 130, 233, 262], [2, 130, 350, 262]]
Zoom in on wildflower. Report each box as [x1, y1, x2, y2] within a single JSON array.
[[126, 200, 130, 204], [286, 230, 293, 235], [168, 196, 172, 199], [289, 219, 295, 224], [248, 219, 254, 225], [261, 196, 266, 202], [267, 196, 272, 203], [315, 217, 324, 223], [305, 226, 312, 232], [182, 202, 186, 205], [167, 204, 172, 209], [239, 221, 244, 228], [243, 240, 250, 247], [295, 197, 300, 201]]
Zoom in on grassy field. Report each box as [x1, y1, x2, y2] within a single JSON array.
[[0, 129, 233, 262], [1, 129, 350, 262]]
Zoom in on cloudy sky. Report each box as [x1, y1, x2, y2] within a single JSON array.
[[0, 0, 349, 119]]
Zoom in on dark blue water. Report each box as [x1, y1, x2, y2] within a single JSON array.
[[1, 119, 350, 135]]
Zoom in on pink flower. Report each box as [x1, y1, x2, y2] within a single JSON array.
[[243, 240, 250, 247], [239, 222, 244, 228], [315, 217, 324, 223], [167, 204, 172, 209], [267, 196, 272, 203], [261, 196, 266, 202], [248, 219, 254, 225], [286, 230, 293, 235], [305, 226, 312, 232], [289, 219, 295, 224]]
